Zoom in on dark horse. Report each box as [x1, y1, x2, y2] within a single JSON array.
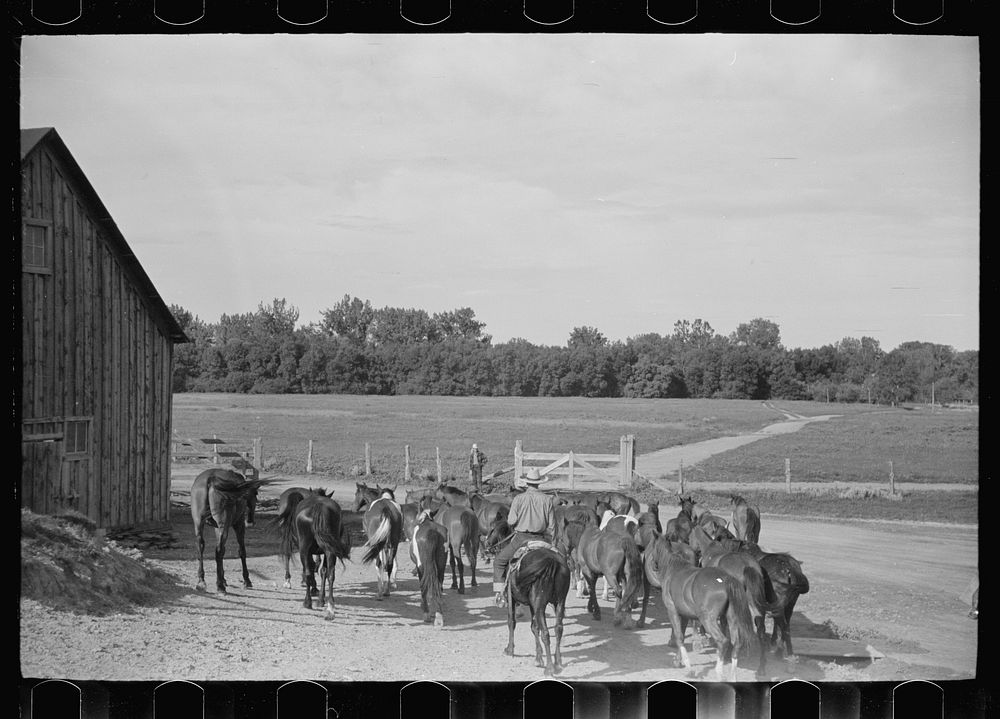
[[552, 506, 601, 597], [566, 522, 643, 627], [435, 483, 471, 507], [503, 545, 572, 676], [745, 543, 810, 657], [688, 525, 774, 673], [640, 534, 763, 680], [191, 468, 273, 593], [664, 494, 697, 543], [730, 494, 761, 544], [472, 498, 510, 565], [282, 493, 352, 618], [409, 510, 448, 626], [359, 486, 404, 599], [273, 486, 335, 589], [432, 504, 481, 594]]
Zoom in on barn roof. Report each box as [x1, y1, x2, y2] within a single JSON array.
[[20, 127, 189, 344]]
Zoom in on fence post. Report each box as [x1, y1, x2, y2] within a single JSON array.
[[436, 447, 443, 483], [405, 445, 411, 482], [569, 451, 575, 490], [306, 440, 314, 474], [889, 461, 895, 495], [678, 460, 684, 495], [253, 438, 262, 471], [785, 458, 791, 494], [620, 435, 635, 488], [213, 435, 219, 465], [365, 443, 372, 475], [514, 440, 523, 485]]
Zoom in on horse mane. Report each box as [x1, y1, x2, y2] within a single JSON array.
[[764, 550, 801, 567]]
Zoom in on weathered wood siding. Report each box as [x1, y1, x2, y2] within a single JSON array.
[[21, 143, 175, 529]]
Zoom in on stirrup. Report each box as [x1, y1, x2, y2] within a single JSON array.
[[495, 591, 508, 608]]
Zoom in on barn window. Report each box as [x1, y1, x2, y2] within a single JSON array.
[[64, 419, 91, 456], [22, 419, 64, 442], [22, 220, 53, 274]]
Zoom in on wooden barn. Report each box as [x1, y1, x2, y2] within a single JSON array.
[[20, 127, 188, 531]]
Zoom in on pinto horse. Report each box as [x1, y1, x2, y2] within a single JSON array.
[[503, 544, 572, 676], [730, 494, 761, 544], [409, 510, 448, 626], [598, 510, 641, 601], [284, 493, 351, 618], [359, 486, 404, 599], [190, 468, 274, 593], [432, 504, 481, 593], [640, 534, 764, 680], [570, 523, 643, 628], [273, 486, 335, 590], [354, 482, 404, 587]]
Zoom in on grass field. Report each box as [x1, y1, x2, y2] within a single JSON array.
[[171, 394, 880, 478], [693, 406, 978, 485], [171, 394, 978, 524]]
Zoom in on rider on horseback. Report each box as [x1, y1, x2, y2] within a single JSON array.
[[493, 468, 556, 608]]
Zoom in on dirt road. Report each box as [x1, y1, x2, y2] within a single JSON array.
[[20, 470, 978, 683]]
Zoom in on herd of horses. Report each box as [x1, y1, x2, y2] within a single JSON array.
[[189, 468, 810, 679]]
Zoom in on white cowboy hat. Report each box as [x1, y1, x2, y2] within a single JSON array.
[[523, 468, 547, 484], [472, 443, 478, 449]]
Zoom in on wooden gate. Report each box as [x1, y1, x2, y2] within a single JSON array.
[[513, 435, 636, 490]]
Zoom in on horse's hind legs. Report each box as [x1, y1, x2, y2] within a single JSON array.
[[449, 548, 459, 591], [533, 608, 555, 674], [194, 528, 207, 591], [468, 544, 478, 588], [456, 555, 466, 595], [233, 525, 252, 589], [503, 601, 517, 657], [553, 603, 566, 673]]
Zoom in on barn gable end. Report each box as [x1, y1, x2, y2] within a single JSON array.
[[20, 127, 188, 530]]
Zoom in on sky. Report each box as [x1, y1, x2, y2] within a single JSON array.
[[18, 34, 979, 352]]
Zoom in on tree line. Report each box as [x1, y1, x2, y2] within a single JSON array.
[[170, 295, 978, 405]]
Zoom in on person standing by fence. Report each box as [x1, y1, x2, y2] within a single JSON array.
[[469, 443, 488, 492]]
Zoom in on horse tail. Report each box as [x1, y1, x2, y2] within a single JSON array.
[[619, 534, 644, 612], [515, 550, 566, 602], [277, 493, 306, 560], [362, 503, 401, 564], [313, 503, 352, 568], [746, 509, 761, 545], [362, 515, 392, 564], [724, 575, 760, 662], [419, 531, 445, 616], [460, 510, 479, 559], [742, 565, 781, 615]]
